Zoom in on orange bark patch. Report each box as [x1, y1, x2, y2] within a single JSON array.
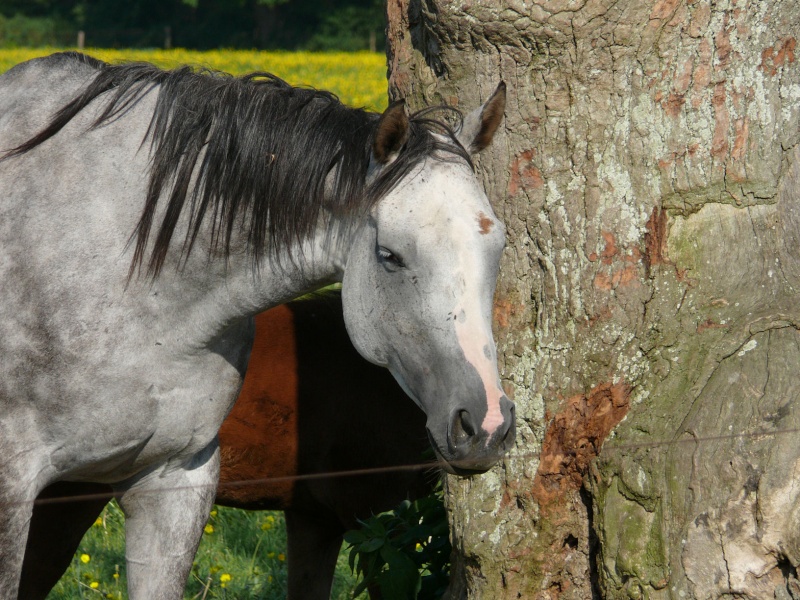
[[592, 231, 643, 290], [711, 82, 729, 159], [760, 37, 796, 76], [697, 319, 727, 333], [690, 39, 712, 108], [477, 211, 494, 235], [644, 206, 668, 275], [688, 1, 711, 37], [508, 149, 543, 195], [715, 14, 733, 70], [493, 297, 517, 330], [674, 57, 694, 94], [593, 265, 639, 290], [532, 383, 631, 508], [600, 231, 618, 265], [663, 92, 686, 118], [585, 306, 612, 328], [731, 117, 749, 162], [650, 0, 681, 21]]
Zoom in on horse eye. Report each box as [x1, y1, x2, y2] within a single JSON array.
[[377, 246, 405, 268]]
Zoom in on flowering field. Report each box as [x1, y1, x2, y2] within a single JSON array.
[[0, 47, 386, 600], [0, 48, 387, 111]]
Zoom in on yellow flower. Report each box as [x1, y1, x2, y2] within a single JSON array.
[[90, 582, 99, 589], [416, 543, 423, 551], [210, 509, 217, 517], [93, 517, 103, 527], [80, 553, 91, 564], [220, 573, 232, 583], [204, 524, 214, 534], [267, 552, 275, 559], [113, 573, 119, 580], [278, 553, 286, 562], [266, 515, 275, 523], [261, 522, 272, 531]]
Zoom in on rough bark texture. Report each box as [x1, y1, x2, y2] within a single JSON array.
[[386, 1, 800, 598]]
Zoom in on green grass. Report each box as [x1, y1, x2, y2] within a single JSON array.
[[46, 502, 367, 600]]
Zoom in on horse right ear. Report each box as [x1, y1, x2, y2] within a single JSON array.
[[456, 82, 506, 154], [372, 99, 409, 165]]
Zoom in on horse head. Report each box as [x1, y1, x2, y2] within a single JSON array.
[[341, 84, 515, 475]]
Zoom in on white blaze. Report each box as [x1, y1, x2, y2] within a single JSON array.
[[453, 306, 505, 437]]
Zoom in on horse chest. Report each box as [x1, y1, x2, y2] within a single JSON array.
[[27, 304, 254, 482], [48, 348, 246, 483]]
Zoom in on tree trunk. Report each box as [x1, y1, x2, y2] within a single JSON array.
[[386, 1, 800, 598]]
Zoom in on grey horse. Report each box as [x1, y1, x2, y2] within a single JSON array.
[[0, 52, 513, 599]]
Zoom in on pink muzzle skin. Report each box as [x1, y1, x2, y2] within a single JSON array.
[[453, 306, 505, 439]]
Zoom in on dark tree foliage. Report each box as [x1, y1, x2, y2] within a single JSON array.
[[0, 0, 385, 50]]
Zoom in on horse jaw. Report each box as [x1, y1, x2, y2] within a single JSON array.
[[340, 158, 515, 475]]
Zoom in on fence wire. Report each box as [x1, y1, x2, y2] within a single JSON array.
[[12, 422, 800, 509]]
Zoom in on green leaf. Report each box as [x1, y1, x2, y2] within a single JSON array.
[[343, 530, 367, 545], [359, 536, 385, 553], [378, 544, 422, 600]]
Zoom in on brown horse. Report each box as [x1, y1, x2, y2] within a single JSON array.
[[21, 295, 435, 600]]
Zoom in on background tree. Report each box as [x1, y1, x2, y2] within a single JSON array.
[[0, 0, 385, 50], [386, 1, 800, 598]]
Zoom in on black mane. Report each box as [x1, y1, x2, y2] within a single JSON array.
[[5, 52, 471, 278]]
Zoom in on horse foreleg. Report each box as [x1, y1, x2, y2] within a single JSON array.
[[21, 482, 111, 600], [285, 509, 344, 600], [0, 459, 41, 599], [116, 440, 219, 600], [0, 493, 32, 599]]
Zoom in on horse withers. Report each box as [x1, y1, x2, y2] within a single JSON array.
[[22, 295, 434, 599], [0, 52, 513, 599]]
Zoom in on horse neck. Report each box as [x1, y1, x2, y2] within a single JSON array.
[[154, 221, 349, 345]]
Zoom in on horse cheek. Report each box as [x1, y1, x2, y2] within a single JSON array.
[[341, 232, 389, 368]]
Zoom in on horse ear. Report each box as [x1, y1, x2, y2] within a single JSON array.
[[373, 99, 409, 164], [457, 82, 506, 154]]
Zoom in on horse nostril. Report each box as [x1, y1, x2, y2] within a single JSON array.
[[500, 401, 516, 448], [459, 410, 476, 438], [450, 409, 477, 451], [501, 417, 516, 447]]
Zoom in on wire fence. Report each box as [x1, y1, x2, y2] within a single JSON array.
[[11, 421, 799, 509], [71, 27, 175, 50], [8, 407, 799, 600]]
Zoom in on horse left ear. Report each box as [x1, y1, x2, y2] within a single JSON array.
[[457, 82, 506, 154], [373, 99, 410, 164]]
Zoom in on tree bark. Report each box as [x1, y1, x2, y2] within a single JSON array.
[[386, 1, 800, 598]]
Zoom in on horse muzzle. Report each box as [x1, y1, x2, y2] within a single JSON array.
[[428, 395, 516, 475]]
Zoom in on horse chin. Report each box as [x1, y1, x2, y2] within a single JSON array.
[[441, 460, 493, 477], [427, 432, 496, 477]]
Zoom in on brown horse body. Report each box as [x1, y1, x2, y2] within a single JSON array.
[[22, 296, 434, 599]]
